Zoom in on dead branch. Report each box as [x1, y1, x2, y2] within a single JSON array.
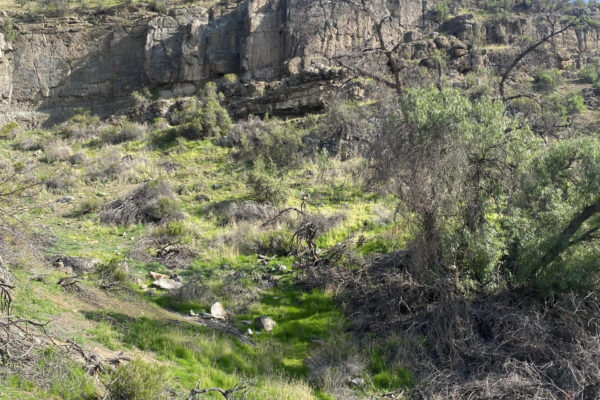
[[58, 275, 83, 293], [500, 17, 581, 98], [187, 379, 248, 400], [0, 282, 14, 315]]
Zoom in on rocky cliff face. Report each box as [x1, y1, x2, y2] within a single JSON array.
[[0, 0, 599, 126], [0, 0, 427, 126]]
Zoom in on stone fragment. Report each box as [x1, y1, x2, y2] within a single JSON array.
[[254, 316, 276, 332], [211, 302, 226, 319], [152, 278, 183, 290], [149, 271, 169, 280]]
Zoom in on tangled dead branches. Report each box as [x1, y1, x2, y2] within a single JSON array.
[[262, 204, 321, 265], [300, 248, 600, 399], [0, 316, 55, 364], [58, 275, 83, 293], [0, 282, 13, 316], [186, 379, 248, 400]]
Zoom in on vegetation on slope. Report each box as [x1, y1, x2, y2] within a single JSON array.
[[2, 0, 600, 399]]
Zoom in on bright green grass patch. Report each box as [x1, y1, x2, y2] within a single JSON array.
[[368, 340, 415, 392], [10, 271, 61, 321], [87, 320, 122, 350], [372, 368, 414, 391], [82, 311, 324, 399], [0, 376, 54, 400]]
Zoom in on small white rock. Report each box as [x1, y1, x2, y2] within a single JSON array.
[[211, 302, 226, 319]]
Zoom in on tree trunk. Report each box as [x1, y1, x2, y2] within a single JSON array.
[[536, 199, 600, 274]]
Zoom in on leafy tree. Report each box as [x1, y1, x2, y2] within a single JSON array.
[[507, 135, 600, 295], [368, 88, 531, 281]]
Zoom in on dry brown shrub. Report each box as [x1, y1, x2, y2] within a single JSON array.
[[99, 180, 184, 226]]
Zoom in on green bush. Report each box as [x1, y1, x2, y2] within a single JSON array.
[[101, 122, 147, 144], [231, 120, 307, 169], [68, 196, 102, 218], [95, 258, 128, 283], [369, 87, 531, 283], [507, 136, 600, 296], [432, 1, 450, 21], [532, 69, 561, 92], [108, 359, 169, 400], [2, 21, 18, 42], [154, 220, 189, 238], [0, 122, 19, 139], [563, 93, 586, 116], [171, 83, 231, 140], [247, 158, 289, 205], [579, 65, 598, 83]]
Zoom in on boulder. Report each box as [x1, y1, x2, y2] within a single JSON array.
[[449, 47, 468, 59], [404, 30, 423, 42], [149, 271, 169, 280], [434, 35, 451, 49], [438, 14, 475, 41], [50, 256, 101, 274], [211, 302, 226, 319], [152, 278, 183, 290], [254, 316, 276, 332]]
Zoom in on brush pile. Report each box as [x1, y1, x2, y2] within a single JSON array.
[[100, 180, 183, 225], [299, 249, 600, 400]]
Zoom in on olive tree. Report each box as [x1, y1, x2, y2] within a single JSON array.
[[507, 135, 600, 295], [368, 87, 531, 283]]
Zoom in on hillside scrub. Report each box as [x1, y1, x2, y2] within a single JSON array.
[[368, 87, 531, 286], [4, 0, 600, 398], [100, 180, 184, 225]]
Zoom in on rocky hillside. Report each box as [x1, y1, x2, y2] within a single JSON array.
[[2, 0, 599, 126], [3, 0, 600, 399]]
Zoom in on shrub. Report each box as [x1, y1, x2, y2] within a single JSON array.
[[36, 348, 98, 400], [108, 359, 169, 400], [306, 335, 366, 397], [234, 119, 307, 169], [95, 258, 128, 283], [0, 122, 19, 139], [59, 111, 103, 141], [43, 142, 72, 163], [16, 131, 47, 151], [224, 200, 279, 225], [532, 69, 561, 92], [68, 196, 102, 217], [214, 224, 293, 256], [45, 171, 78, 192], [86, 150, 152, 183], [579, 65, 598, 83], [101, 122, 147, 144], [69, 151, 88, 165], [431, 0, 450, 21], [247, 158, 288, 205], [507, 136, 600, 296], [2, 21, 18, 42], [223, 73, 238, 84], [100, 180, 184, 225], [169, 84, 231, 140], [368, 87, 530, 283]]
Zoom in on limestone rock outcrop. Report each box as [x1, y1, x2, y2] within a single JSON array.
[[0, 0, 426, 125], [0, 33, 13, 104], [0, 0, 599, 126]]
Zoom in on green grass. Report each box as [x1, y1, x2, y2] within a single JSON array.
[[0, 107, 412, 399]]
